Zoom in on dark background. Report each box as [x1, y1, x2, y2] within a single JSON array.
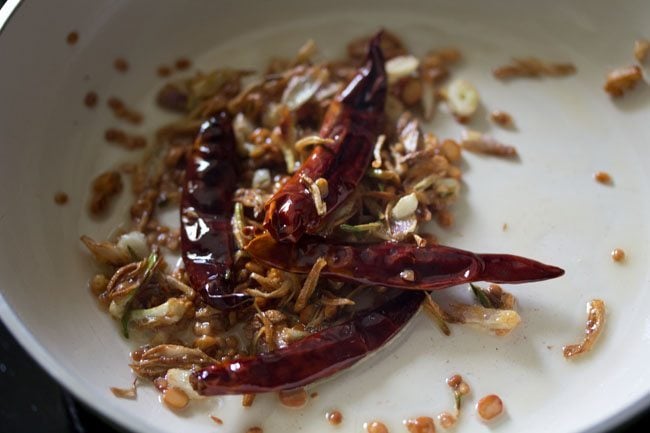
[[0, 0, 648, 432]]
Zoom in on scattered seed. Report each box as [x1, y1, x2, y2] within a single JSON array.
[[157, 65, 172, 77], [437, 412, 457, 429], [611, 248, 625, 262], [594, 171, 612, 184], [175, 58, 192, 71], [476, 394, 503, 421], [247, 427, 263, 433], [84, 92, 98, 108], [326, 410, 343, 425], [66, 31, 79, 45], [365, 421, 389, 433], [404, 416, 436, 433], [490, 110, 513, 127], [162, 387, 189, 410], [210, 415, 223, 425], [54, 191, 69, 205], [114, 58, 129, 73]]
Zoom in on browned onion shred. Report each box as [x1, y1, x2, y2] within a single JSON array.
[[563, 299, 606, 359]]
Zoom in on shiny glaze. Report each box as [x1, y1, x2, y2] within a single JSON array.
[[191, 290, 424, 394], [263, 32, 387, 243], [246, 233, 565, 289], [180, 112, 251, 309]]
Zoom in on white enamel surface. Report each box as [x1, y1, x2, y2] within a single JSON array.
[[1, 1, 649, 433]]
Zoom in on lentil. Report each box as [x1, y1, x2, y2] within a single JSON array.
[[162, 387, 189, 410], [326, 410, 343, 425], [476, 394, 503, 421], [404, 417, 436, 433], [611, 248, 625, 262], [594, 171, 612, 184], [365, 421, 389, 433], [437, 412, 456, 429]]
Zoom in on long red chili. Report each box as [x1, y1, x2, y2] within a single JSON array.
[[180, 112, 251, 310], [246, 233, 565, 289], [263, 32, 387, 243], [191, 290, 423, 395]]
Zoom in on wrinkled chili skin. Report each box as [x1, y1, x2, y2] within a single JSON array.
[[192, 290, 423, 395], [181, 112, 251, 310], [263, 33, 387, 243], [246, 233, 565, 289]]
